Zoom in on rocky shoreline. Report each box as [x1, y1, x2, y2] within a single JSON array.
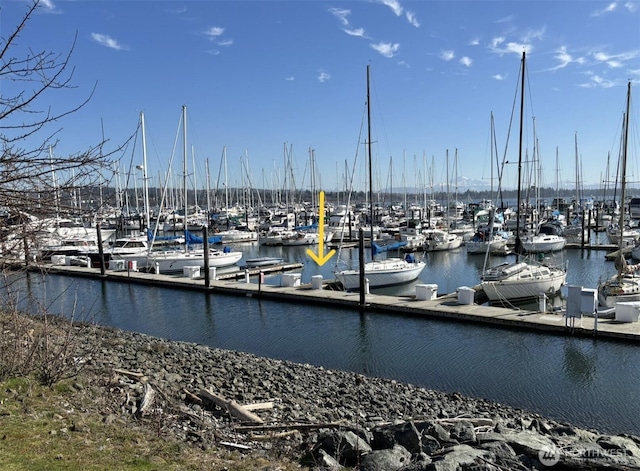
[[37, 318, 640, 469]]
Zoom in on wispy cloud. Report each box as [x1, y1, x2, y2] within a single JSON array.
[[579, 72, 618, 88], [460, 56, 472, 67], [591, 2, 617, 16], [377, 0, 420, 27], [488, 36, 532, 55], [91, 33, 127, 51], [203, 26, 233, 51], [371, 42, 400, 58], [440, 50, 455, 61], [318, 72, 331, 83], [492, 73, 507, 80], [329, 7, 369, 38], [522, 27, 545, 43], [545, 46, 586, 71], [469, 38, 480, 46], [345, 28, 368, 38], [378, 0, 420, 28], [406, 10, 420, 28], [378, 0, 403, 16], [285, 76, 295, 81], [204, 26, 224, 39], [496, 14, 515, 23], [37, 0, 58, 13], [625, 2, 638, 12], [329, 7, 350, 26], [592, 49, 640, 68]]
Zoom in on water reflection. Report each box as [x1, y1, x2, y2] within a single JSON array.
[[563, 339, 597, 386]]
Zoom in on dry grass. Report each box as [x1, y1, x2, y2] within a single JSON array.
[[0, 308, 304, 470], [0, 375, 303, 470]]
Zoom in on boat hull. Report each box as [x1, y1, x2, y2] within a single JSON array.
[[336, 259, 426, 291], [481, 263, 566, 302]]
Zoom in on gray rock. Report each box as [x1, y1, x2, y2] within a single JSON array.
[[426, 444, 490, 471], [450, 420, 476, 444], [317, 430, 372, 465], [358, 445, 411, 471], [501, 429, 556, 457]]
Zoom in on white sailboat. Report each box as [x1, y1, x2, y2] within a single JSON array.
[[481, 52, 566, 303], [121, 107, 242, 273], [598, 82, 640, 309], [422, 228, 462, 252], [521, 233, 566, 253], [335, 65, 425, 291]]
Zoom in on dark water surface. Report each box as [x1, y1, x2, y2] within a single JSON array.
[[7, 239, 640, 436]]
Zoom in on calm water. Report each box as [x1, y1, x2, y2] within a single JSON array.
[[6, 235, 640, 436]]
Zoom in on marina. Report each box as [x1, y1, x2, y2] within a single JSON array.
[[38, 260, 640, 342], [8, 253, 640, 438]]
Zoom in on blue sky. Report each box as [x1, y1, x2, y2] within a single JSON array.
[[4, 0, 640, 196]]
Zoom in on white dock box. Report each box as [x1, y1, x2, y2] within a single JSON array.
[[615, 301, 640, 323], [183, 266, 200, 278], [566, 285, 583, 318], [51, 255, 66, 266], [457, 286, 475, 305], [110, 259, 126, 271], [311, 275, 323, 290], [416, 283, 438, 301], [281, 273, 301, 287], [580, 288, 597, 315]]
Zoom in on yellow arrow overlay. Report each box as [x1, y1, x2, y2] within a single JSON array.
[[306, 191, 336, 266]]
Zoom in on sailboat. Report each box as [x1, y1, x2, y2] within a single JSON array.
[[335, 65, 425, 291], [598, 82, 640, 309], [120, 106, 242, 273], [480, 51, 566, 303]]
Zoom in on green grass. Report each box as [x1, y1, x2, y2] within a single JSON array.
[[0, 376, 301, 471]]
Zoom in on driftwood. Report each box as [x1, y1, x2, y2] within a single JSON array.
[[137, 383, 155, 417], [183, 388, 202, 404], [434, 417, 493, 427], [250, 430, 299, 440], [198, 389, 264, 424], [235, 421, 347, 432], [242, 401, 274, 411], [114, 368, 148, 383], [219, 441, 251, 450]]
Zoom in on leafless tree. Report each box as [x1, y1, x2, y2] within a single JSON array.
[[0, 0, 133, 262]]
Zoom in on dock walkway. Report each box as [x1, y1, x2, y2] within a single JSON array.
[[33, 263, 640, 343]]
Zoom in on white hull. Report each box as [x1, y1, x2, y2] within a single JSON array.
[[466, 237, 508, 255], [522, 235, 566, 253], [217, 230, 258, 243], [281, 233, 320, 246], [336, 258, 426, 291], [116, 249, 242, 273], [481, 262, 566, 302], [423, 230, 463, 252]]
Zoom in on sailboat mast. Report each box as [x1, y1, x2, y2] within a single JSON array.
[[515, 51, 526, 260], [617, 82, 632, 278], [367, 64, 374, 257], [140, 112, 151, 231], [182, 104, 188, 250]]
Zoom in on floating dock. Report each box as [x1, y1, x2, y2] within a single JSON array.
[[31, 263, 640, 343]]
